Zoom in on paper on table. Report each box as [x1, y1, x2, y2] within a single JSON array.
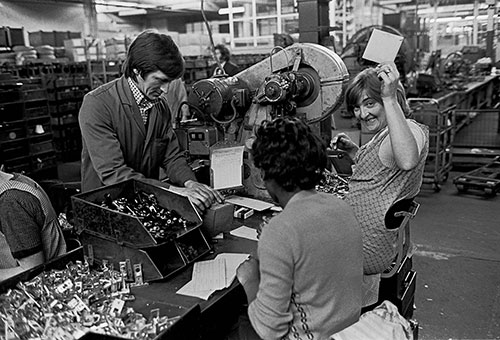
[[176, 280, 214, 300], [362, 29, 404, 64], [211, 146, 245, 190], [191, 257, 226, 292], [225, 195, 274, 211], [229, 226, 258, 241], [215, 253, 250, 287], [176, 253, 250, 300]]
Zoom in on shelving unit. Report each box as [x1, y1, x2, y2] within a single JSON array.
[[0, 76, 57, 179], [44, 64, 90, 162], [409, 98, 455, 192]]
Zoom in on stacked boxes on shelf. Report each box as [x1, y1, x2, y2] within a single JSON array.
[[177, 33, 211, 58], [409, 98, 455, 192], [105, 37, 129, 61], [0, 75, 56, 178], [64, 38, 105, 62]]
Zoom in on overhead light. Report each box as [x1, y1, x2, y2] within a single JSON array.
[[118, 9, 147, 16], [218, 6, 245, 15]]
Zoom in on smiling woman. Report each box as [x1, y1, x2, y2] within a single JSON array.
[[332, 62, 430, 306]]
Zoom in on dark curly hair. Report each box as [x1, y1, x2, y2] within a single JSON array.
[[345, 67, 411, 118], [214, 44, 231, 62], [251, 117, 327, 192]]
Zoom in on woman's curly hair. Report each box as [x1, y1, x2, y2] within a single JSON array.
[[251, 117, 327, 192]]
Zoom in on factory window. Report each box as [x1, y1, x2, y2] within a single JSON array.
[[233, 19, 255, 38], [281, 0, 296, 14], [256, 0, 277, 16], [282, 15, 299, 34], [257, 18, 278, 36]]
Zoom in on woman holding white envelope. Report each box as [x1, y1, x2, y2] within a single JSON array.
[[331, 62, 429, 305]]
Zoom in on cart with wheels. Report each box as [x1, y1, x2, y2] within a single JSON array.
[[453, 156, 500, 196]]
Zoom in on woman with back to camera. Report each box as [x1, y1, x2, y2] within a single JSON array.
[[331, 62, 429, 304], [235, 117, 363, 340]]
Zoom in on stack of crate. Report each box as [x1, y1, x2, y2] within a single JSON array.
[[0, 75, 57, 179], [409, 98, 455, 192], [44, 63, 90, 161]]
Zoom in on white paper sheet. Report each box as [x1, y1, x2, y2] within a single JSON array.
[[229, 226, 259, 241], [362, 29, 404, 64], [215, 253, 250, 287], [176, 253, 250, 300], [191, 257, 226, 292], [176, 280, 214, 300], [210, 146, 245, 190], [225, 195, 274, 211]]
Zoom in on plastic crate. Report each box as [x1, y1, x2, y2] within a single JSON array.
[[0, 88, 22, 103], [30, 140, 54, 154], [0, 126, 26, 142], [25, 105, 49, 118], [0, 140, 29, 159]]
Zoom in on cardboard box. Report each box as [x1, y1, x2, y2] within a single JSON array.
[[63, 38, 84, 49], [202, 202, 235, 237]]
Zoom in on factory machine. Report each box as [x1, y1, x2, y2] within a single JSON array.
[[181, 43, 349, 198]]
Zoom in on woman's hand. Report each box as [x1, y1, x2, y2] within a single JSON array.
[[236, 256, 259, 286], [331, 133, 359, 160], [236, 256, 260, 302], [375, 62, 400, 99]]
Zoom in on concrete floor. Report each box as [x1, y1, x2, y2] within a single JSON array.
[[411, 171, 500, 339]]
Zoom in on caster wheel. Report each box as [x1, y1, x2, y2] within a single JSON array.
[[433, 183, 441, 192], [484, 188, 496, 197]]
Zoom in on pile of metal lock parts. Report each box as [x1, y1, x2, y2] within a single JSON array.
[[0, 261, 180, 340], [100, 191, 196, 243]]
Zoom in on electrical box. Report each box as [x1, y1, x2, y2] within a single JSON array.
[[187, 126, 218, 157]]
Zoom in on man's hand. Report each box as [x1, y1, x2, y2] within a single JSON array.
[[170, 180, 224, 212]]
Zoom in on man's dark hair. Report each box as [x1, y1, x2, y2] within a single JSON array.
[[345, 67, 411, 118], [251, 117, 327, 192], [214, 44, 231, 62], [122, 29, 184, 81]]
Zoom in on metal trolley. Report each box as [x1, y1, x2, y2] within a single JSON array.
[[409, 98, 455, 192]]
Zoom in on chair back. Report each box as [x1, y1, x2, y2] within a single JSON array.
[[381, 198, 420, 278]]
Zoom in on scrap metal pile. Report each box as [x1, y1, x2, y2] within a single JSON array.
[[0, 261, 179, 340], [101, 191, 196, 243]]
